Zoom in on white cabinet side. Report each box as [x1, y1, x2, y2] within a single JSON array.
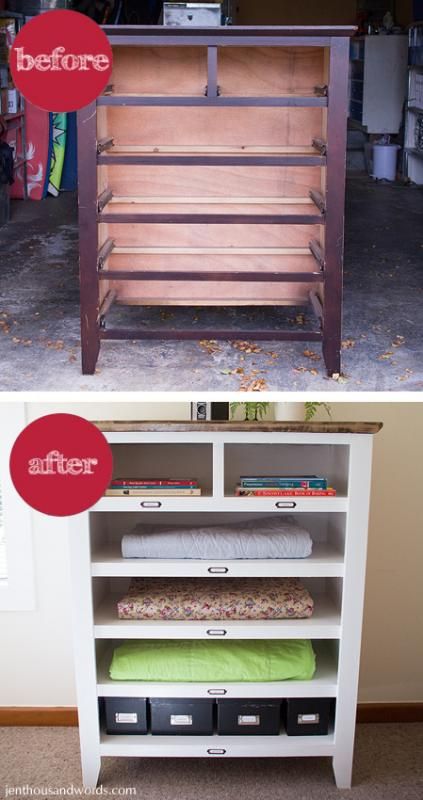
[[332, 435, 373, 788], [68, 513, 101, 789]]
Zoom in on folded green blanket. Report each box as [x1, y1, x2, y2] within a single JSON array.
[[109, 639, 316, 682]]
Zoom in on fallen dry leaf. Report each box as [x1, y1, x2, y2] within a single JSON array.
[[392, 335, 405, 348], [199, 339, 222, 355], [303, 349, 321, 361], [342, 339, 356, 349], [232, 340, 263, 355], [397, 369, 413, 382], [239, 377, 269, 392], [293, 366, 318, 376], [378, 351, 394, 361]]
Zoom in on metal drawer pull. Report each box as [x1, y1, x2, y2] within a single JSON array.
[[275, 501, 297, 509], [208, 567, 229, 574], [140, 501, 162, 508], [207, 748, 226, 755], [207, 689, 227, 696], [206, 629, 227, 636]]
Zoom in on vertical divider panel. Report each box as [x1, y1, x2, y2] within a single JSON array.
[[212, 438, 225, 499], [207, 46, 218, 98], [68, 513, 101, 789], [332, 435, 373, 789]]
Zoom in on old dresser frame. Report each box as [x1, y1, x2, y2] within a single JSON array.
[[77, 26, 354, 375]]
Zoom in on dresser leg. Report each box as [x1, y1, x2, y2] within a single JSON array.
[[81, 754, 101, 790], [77, 101, 101, 376], [81, 324, 100, 375], [332, 753, 353, 789], [323, 335, 341, 378]]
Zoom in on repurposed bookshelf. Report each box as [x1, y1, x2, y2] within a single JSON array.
[[77, 26, 354, 375], [69, 420, 381, 789]]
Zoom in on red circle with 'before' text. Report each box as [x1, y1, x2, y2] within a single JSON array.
[[10, 414, 113, 516], [9, 10, 112, 112]]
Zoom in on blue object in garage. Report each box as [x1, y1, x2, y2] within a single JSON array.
[[61, 112, 77, 192]]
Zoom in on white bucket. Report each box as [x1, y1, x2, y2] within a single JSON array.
[[372, 143, 401, 181]]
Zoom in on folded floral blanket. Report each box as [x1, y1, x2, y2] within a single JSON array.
[[117, 577, 314, 621]]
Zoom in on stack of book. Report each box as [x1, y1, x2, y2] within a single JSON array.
[[105, 479, 201, 497], [235, 475, 336, 497]]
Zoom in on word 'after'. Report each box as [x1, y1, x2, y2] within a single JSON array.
[[28, 450, 99, 475]]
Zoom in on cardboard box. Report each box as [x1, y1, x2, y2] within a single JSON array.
[[7, 89, 18, 114], [0, 65, 8, 89], [0, 88, 8, 114], [163, 2, 222, 26], [283, 698, 333, 736], [217, 699, 281, 736], [104, 697, 148, 735], [150, 698, 214, 735]]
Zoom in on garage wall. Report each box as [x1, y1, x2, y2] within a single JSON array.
[[0, 401, 422, 706], [236, 0, 413, 27], [237, 0, 357, 26]]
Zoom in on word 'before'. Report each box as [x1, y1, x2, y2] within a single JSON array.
[[15, 46, 110, 72]]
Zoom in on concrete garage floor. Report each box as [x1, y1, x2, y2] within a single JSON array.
[[1, 176, 422, 392]]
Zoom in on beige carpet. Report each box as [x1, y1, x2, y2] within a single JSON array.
[[0, 724, 422, 800]]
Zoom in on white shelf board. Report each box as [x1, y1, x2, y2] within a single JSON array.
[[97, 641, 338, 698], [99, 730, 335, 758], [221, 497, 348, 513], [92, 496, 348, 513], [91, 542, 345, 578], [93, 594, 341, 640]]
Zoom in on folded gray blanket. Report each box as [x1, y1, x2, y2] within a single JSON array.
[[121, 515, 312, 559]]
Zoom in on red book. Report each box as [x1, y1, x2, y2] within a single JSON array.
[[235, 487, 336, 497], [111, 478, 198, 487]]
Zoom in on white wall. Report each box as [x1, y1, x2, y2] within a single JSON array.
[[0, 403, 189, 707], [320, 402, 423, 703], [0, 401, 422, 706]]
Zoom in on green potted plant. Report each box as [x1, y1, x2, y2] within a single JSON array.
[[304, 402, 332, 421], [230, 402, 271, 422]]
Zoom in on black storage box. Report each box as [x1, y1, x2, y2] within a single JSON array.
[[217, 699, 281, 736], [283, 698, 332, 736], [150, 698, 214, 735], [104, 697, 148, 735]]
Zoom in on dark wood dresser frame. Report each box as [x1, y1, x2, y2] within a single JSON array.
[[77, 26, 355, 376]]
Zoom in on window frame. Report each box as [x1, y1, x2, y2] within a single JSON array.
[[0, 403, 35, 611]]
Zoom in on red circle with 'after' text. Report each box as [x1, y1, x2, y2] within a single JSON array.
[[9, 10, 112, 112], [10, 414, 113, 516]]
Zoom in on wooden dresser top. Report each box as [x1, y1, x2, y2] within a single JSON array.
[[94, 421, 382, 434]]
